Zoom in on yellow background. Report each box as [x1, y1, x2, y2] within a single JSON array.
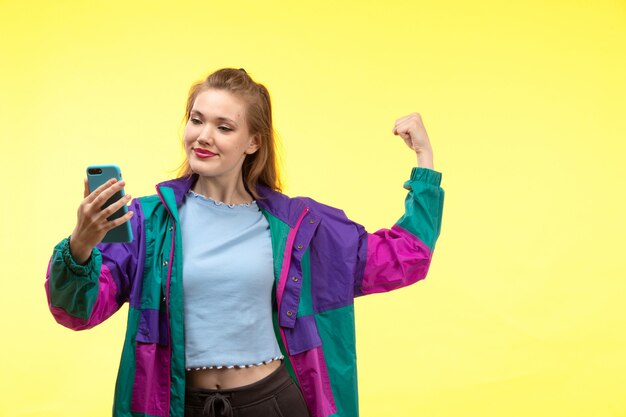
[[1, 0, 625, 416]]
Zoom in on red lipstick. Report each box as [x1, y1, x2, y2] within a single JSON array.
[[194, 148, 217, 158]]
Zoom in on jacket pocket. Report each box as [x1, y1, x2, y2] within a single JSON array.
[[283, 315, 322, 355], [136, 308, 169, 345]]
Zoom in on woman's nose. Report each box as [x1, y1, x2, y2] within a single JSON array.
[[197, 126, 214, 144]]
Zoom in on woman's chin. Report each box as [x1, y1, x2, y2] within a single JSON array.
[[189, 159, 217, 175]]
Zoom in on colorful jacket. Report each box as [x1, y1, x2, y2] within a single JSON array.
[[45, 167, 444, 417]]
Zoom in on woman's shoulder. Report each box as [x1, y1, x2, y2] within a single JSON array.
[[288, 194, 361, 231], [127, 194, 168, 220], [296, 195, 347, 218], [135, 194, 161, 204]]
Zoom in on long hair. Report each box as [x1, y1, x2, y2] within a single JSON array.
[[177, 68, 282, 199]]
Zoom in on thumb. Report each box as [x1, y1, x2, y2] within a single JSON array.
[[83, 178, 90, 198]]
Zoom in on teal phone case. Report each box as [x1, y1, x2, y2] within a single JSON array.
[[86, 164, 133, 243]]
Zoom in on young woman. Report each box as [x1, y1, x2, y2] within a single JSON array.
[[45, 68, 445, 417]]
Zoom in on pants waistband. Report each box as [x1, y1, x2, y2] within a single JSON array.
[[185, 361, 293, 409]]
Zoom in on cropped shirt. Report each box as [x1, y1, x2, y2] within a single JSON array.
[[179, 190, 284, 370]]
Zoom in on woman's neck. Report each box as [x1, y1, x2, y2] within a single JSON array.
[[191, 174, 254, 205]]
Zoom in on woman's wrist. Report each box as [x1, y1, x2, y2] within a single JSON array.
[[416, 148, 434, 170], [69, 234, 92, 265]]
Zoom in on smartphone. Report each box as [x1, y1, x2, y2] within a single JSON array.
[[86, 164, 134, 243]]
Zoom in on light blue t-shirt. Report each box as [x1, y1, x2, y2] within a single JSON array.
[[179, 190, 283, 370]]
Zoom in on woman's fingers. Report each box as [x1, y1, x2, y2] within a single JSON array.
[[83, 178, 90, 198], [391, 113, 432, 152], [97, 194, 132, 222], [90, 180, 126, 210], [106, 210, 134, 230], [73, 178, 131, 250], [394, 120, 413, 141], [394, 113, 415, 126], [392, 113, 420, 134], [84, 178, 119, 204]]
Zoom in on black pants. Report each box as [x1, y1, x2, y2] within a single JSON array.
[[184, 361, 311, 417]]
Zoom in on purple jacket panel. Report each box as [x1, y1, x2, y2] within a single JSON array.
[[97, 198, 146, 310], [256, 184, 312, 227], [283, 315, 322, 355], [299, 198, 363, 313], [136, 308, 170, 345]]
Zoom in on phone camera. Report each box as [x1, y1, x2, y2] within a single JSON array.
[[88, 168, 103, 175]]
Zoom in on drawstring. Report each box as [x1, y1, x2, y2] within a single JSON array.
[[202, 392, 234, 417]]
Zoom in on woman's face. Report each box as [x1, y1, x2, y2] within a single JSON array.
[[184, 88, 259, 182]]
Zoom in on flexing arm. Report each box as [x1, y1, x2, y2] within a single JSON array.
[[354, 113, 444, 296]]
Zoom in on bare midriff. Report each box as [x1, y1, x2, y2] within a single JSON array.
[[185, 360, 282, 389]]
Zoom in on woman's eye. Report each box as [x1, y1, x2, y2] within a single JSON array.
[[190, 118, 201, 125], [218, 126, 233, 132]]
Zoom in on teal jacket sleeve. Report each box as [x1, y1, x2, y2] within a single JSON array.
[[44, 198, 144, 330], [354, 167, 444, 296]]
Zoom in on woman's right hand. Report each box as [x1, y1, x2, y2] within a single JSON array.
[[69, 178, 134, 264]]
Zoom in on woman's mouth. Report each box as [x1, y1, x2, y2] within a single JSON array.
[[194, 148, 217, 158]]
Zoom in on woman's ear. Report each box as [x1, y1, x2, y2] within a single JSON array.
[[246, 134, 261, 155]]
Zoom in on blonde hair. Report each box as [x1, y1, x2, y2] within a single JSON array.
[[177, 68, 282, 199]]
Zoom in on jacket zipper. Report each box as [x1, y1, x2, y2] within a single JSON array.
[[155, 185, 175, 416], [155, 186, 175, 308]]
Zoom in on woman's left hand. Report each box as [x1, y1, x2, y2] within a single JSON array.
[[392, 112, 434, 169]]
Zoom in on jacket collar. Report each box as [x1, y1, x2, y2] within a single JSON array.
[[155, 174, 307, 228]]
